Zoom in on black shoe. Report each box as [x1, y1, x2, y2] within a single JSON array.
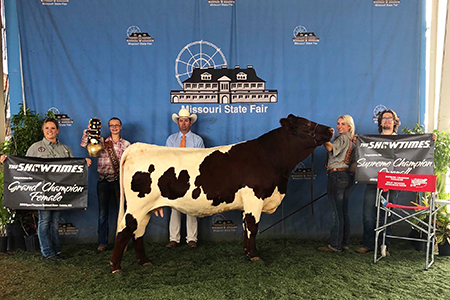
[[46, 254, 62, 261], [56, 252, 67, 260]]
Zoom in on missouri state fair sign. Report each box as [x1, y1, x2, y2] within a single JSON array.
[[3, 156, 88, 210]]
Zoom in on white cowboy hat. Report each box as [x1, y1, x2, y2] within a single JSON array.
[[172, 108, 197, 124]]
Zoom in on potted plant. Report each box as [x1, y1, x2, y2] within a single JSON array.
[[402, 124, 450, 255], [0, 104, 54, 251], [435, 202, 450, 255]]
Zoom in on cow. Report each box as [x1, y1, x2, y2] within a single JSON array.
[[109, 114, 333, 273]]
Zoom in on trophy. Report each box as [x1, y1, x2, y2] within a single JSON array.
[[86, 118, 103, 157]]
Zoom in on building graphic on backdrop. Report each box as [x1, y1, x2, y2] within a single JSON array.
[[171, 65, 277, 104], [126, 26, 154, 45], [172, 40, 277, 104], [47, 107, 73, 126], [41, 0, 69, 5], [209, 0, 235, 6], [373, 0, 400, 6], [292, 26, 319, 45]]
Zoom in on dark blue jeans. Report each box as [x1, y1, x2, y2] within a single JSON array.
[[38, 210, 60, 258], [362, 184, 398, 250], [327, 171, 353, 250], [97, 179, 120, 247]]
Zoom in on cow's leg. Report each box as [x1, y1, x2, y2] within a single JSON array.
[[241, 188, 263, 261], [110, 213, 138, 273], [132, 213, 152, 267], [243, 213, 260, 260]]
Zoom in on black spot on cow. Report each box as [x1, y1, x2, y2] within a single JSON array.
[[131, 164, 155, 198], [192, 186, 201, 199], [158, 167, 190, 200], [194, 145, 277, 206]]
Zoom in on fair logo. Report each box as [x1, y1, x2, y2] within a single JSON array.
[[372, 104, 387, 123], [48, 107, 73, 127], [292, 26, 319, 45], [126, 26, 154, 46], [374, 0, 400, 7], [208, 0, 235, 7], [211, 214, 237, 232], [41, 0, 69, 5], [170, 40, 277, 115]]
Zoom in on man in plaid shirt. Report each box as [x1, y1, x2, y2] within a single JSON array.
[[81, 117, 130, 252]]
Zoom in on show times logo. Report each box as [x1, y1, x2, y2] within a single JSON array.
[[360, 140, 431, 150], [9, 163, 85, 173]]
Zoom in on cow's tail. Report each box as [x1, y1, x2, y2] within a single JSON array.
[[116, 145, 129, 236]]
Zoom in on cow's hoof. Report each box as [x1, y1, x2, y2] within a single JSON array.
[[250, 256, 260, 262]]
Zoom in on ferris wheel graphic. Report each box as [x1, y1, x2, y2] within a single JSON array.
[[175, 40, 228, 88], [126, 26, 141, 38], [293, 26, 307, 38]]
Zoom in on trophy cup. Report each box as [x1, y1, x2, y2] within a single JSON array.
[[86, 118, 103, 157]]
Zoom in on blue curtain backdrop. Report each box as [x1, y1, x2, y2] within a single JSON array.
[[8, 0, 424, 243]]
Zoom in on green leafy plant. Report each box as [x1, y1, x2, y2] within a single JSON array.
[[1, 104, 54, 156], [412, 196, 450, 245], [401, 124, 450, 199], [403, 124, 450, 245], [0, 171, 15, 237]]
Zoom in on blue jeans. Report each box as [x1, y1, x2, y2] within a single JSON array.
[[38, 210, 60, 258], [362, 184, 398, 250], [97, 179, 120, 247], [327, 171, 353, 250]]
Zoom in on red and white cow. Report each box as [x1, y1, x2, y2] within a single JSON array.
[[110, 114, 333, 273]]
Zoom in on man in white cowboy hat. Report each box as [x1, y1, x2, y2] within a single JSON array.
[[165, 108, 205, 248]]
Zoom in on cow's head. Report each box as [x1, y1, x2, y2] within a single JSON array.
[[280, 114, 333, 145]]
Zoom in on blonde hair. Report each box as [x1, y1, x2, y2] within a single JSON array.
[[337, 115, 355, 136]]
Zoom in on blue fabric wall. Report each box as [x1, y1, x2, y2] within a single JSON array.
[[9, 0, 424, 243]]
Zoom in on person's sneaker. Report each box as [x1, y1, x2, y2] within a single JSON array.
[[56, 252, 67, 260], [356, 246, 372, 254], [97, 245, 107, 252], [317, 244, 340, 252], [166, 241, 179, 248], [46, 254, 61, 261], [188, 241, 197, 248], [342, 246, 350, 251]]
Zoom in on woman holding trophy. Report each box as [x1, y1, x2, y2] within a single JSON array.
[[80, 117, 130, 252]]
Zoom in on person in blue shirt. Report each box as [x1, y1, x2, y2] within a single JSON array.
[[165, 109, 205, 248]]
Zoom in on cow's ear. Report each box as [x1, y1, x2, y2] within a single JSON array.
[[280, 118, 290, 127], [287, 114, 296, 119], [280, 118, 295, 133]]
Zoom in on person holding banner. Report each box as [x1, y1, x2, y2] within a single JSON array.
[[318, 115, 356, 253], [2, 118, 92, 261], [165, 109, 204, 248], [356, 109, 401, 255], [355, 110, 437, 255], [80, 117, 130, 252]]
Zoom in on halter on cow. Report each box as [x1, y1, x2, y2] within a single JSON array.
[[109, 114, 333, 273]]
